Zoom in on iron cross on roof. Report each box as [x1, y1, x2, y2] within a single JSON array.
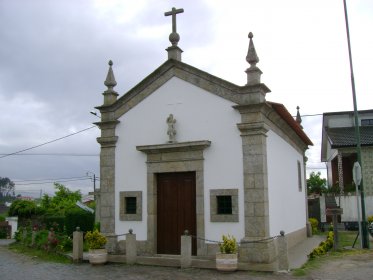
[[164, 7, 184, 46]]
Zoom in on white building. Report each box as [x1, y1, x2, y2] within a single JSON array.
[[95, 8, 312, 270]]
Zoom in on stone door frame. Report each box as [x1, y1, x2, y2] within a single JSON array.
[[137, 140, 210, 256]]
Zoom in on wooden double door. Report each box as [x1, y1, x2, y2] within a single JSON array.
[[157, 172, 197, 255]]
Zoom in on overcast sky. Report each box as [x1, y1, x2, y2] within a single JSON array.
[[0, 0, 372, 197]]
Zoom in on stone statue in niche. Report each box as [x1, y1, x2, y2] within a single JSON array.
[[166, 114, 177, 143]]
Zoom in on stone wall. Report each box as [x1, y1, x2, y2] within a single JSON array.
[[362, 146, 373, 195]]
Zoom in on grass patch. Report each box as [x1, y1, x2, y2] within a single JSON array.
[[291, 231, 370, 277], [338, 231, 359, 248], [8, 242, 71, 264], [292, 249, 368, 277]]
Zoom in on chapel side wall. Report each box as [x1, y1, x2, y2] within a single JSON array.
[[115, 77, 244, 242], [267, 130, 307, 238]]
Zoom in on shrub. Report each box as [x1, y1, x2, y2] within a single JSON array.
[[57, 235, 73, 252], [42, 215, 65, 233], [85, 229, 107, 249], [309, 231, 334, 259], [8, 200, 37, 219], [367, 215, 373, 224], [0, 215, 5, 222], [15, 226, 33, 245], [309, 218, 319, 234], [0, 228, 7, 238], [219, 234, 238, 254], [34, 229, 49, 249]]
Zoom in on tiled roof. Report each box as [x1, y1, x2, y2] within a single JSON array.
[[268, 102, 313, 146], [326, 126, 373, 148]]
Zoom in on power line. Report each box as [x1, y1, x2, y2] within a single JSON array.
[[15, 177, 94, 186], [13, 176, 90, 183], [0, 125, 97, 159], [0, 153, 99, 157], [0, 113, 323, 160]]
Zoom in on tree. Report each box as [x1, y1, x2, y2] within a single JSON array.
[[40, 183, 82, 215], [307, 171, 327, 195], [8, 199, 37, 218], [0, 177, 15, 198]]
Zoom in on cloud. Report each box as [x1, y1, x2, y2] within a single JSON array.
[[0, 0, 372, 196]]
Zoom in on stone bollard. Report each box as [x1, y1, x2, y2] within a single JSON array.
[[180, 230, 192, 268], [126, 229, 137, 265], [73, 227, 83, 263], [31, 230, 37, 247], [277, 230, 289, 271], [326, 208, 343, 251]]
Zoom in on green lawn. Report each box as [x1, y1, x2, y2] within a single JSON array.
[[8, 242, 71, 264], [292, 230, 372, 277]]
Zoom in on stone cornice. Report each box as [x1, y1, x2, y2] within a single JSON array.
[[94, 120, 120, 130], [237, 123, 269, 136], [136, 140, 211, 154], [97, 136, 118, 148]]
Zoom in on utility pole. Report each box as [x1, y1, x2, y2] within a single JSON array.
[[93, 173, 96, 200], [343, 0, 369, 248]]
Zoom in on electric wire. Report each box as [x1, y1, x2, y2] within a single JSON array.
[[15, 177, 92, 186], [0, 125, 97, 159], [13, 176, 90, 183], [0, 153, 99, 157], [0, 114, 323, 159]]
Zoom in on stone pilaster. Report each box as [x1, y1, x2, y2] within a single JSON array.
[[95, 119, 119, 252], [235, 106, 277, 267]]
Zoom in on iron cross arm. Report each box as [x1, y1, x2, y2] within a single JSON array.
[[165, 7, 184, 33]]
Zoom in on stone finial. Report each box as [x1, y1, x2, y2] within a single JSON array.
[[296, 106, 303, 128], [246, 32, 259, 65], [165, 7, 184, 61], [104, 60, 117, 91], [245, 32, 263, 86], [103, 60, 118, 105]]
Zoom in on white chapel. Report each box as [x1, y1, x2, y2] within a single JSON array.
[[94, 7, 313, 269]]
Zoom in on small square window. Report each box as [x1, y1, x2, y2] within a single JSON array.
[[125, 197, 137, 214], [217, 195, 232, 215], [120, 191, 142, 221], [210, 189, 238, 222]]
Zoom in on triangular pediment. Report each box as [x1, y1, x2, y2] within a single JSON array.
[[97, 59, 271, 119]]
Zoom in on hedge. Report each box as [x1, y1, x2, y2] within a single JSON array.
[[64, 207, 94, 235]]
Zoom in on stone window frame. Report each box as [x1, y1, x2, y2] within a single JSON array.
[[297, 160, 302, 192], [119, 191, 142, 221], [210, 189, 239, 222]]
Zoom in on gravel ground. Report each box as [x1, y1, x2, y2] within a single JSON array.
[[1, 244, 372, 280]]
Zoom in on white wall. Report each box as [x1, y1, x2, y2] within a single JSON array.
[[5, 217, 18, 238], [115, 77, 244, 241], [267, 130, 307, 237], [339, 195, 373, 221]]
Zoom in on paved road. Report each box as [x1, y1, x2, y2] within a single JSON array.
[[1, 244, 372, 280]]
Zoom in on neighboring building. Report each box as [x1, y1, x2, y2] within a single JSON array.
[[94, 8, 312, 270], [321, 109, 373, 195]]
